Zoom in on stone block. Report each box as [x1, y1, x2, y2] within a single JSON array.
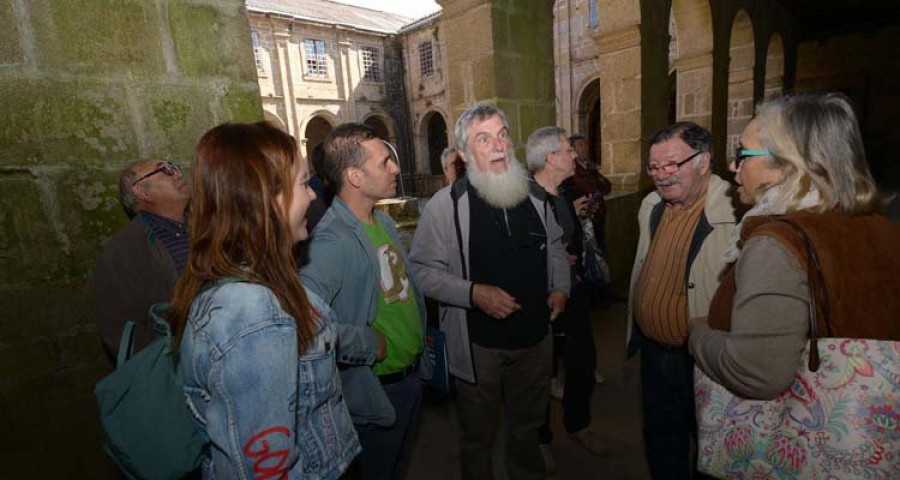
[[0, 283, 94, 343], [614, 78, 640, 112], [0, 342, 57, 386], [135, 84, 219, 157], [51, 165, 130, 277], [0, 1, 22, 65], [168, 0, 258, 81], [223, 82, 265, 123], [0, 78, 139, 165], [603, 111, 640, 142], [600, 48, 641, 78], [610, 140, 640, 175], [30, 0, 165, 75], [0, 174, 68, 285]]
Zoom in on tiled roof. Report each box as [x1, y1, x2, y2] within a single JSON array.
[[246, 0, 414, 34]]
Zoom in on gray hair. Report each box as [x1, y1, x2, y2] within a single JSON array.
[[526, 126, 567, 172], [440, 147, 457, 168], [454, 104, 511, 156], [118, 158, 156, 218], [755, 92, 880, 214]]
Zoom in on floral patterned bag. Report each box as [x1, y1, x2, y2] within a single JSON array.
[[694, 219, 900, 479]]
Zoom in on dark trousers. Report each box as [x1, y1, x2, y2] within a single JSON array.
[[353, 374, 423, 480], [539, 282, 596, 443], [456, 334, 552, 480], [640, 336, 703, 480]]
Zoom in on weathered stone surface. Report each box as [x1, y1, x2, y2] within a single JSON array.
[[30, 0, 166, 75], [167, 0, 257, 81], [223, 82, 265, 123], [0, 283, 94, 343], [0, 173, 68, 285], [0, 79, 139, 165], [0, 0, 23, 65], [138, 84, 218, 156]]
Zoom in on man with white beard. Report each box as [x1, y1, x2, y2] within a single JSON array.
[[410, 104, 570, 479]]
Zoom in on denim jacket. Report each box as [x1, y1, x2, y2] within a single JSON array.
[[179, 281, 361, 480]]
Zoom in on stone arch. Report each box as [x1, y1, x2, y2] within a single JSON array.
[[419, 110, 449, 175], [726, 9, 756, 166], [362, 113, 395, 142], [302, 114, 336, 162], [576, 77, 602, 168], [764, 32, 785, 100], [670, 0, 714, 128], [262, 109, 287, 132]]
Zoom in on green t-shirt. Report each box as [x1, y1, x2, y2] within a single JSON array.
[[363, 219, 423, 375]]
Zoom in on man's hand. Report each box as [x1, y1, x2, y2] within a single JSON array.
[[473, 283, 521, 319], [567, 253, 578, 266], [573, 195, 589, 214], [547, 290, 568, 322], [375, 331, 387, 361]]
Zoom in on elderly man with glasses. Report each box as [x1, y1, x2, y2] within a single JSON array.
[[95, 158, 191, 362], [626, 122, 736, 480]]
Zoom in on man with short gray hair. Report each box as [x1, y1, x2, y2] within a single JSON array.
[[410, 105, 570, 479], [95, 158, 190, 361], [527, 127, 607, 467]]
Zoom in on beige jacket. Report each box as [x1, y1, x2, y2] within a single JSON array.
[[626, 174, 736, 351]]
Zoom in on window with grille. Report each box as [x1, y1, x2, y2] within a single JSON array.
[[360, 46, 381, 82], [251, 30, 265, 74], [419, 40, 434, 77], [304, 39, 328, 78]]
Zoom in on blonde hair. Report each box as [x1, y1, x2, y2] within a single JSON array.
[[755, 92, 880, 214]]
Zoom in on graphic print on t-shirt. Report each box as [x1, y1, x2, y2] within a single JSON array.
[[376, 243, 410, 304]]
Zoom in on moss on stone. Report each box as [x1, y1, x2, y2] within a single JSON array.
[[224, 83, 264, 123], [167, 1, 257, 81], [141, 85, 219, 156], [0, 1, 23, 65], [30, 0, 165, 75], [0, 79, 139, 165], [0, 175, 67, 285]]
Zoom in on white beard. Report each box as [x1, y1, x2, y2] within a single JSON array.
[[467, 153, 530, 209]]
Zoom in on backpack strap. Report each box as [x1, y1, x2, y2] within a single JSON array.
[[451, 178, 469, 280], [116, 321, 136, 368]]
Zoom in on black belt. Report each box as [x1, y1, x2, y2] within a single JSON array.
[[378, 362, 418, 385]]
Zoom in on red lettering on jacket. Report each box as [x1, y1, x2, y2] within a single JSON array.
[[244, 426, 292, 480]]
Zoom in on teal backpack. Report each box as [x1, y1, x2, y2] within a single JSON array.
[[95, 302, 208, 479]]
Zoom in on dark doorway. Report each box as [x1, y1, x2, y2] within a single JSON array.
[[364, 116, 390, 140], [578, 78, 602, 168], [425, 112, 448, 174], [305, 116, 333, 164]]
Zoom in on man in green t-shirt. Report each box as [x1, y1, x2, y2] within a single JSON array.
[[300, 123, 431, 480]]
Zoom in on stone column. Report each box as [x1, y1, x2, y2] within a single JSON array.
[[439, 0, 556, 150], [675, 53, 714, 128], [592, 25, 641, 189]]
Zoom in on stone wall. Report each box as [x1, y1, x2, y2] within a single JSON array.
[[0, 0, 261, 476]]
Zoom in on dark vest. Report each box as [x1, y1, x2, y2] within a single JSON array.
[[467, 185, 549, 349]]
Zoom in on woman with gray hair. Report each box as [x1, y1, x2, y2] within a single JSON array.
[[687, 92, 900, 477]]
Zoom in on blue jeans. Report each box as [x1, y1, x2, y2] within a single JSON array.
[[353, 374, 423, 480]]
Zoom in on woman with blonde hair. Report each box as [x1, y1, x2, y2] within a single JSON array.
[[170, 122, 360, 479], [688, 93, 900, 478]]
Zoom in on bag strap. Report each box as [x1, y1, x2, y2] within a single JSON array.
[[451, 179, 469, 280], [116, 321, 136, 367], [776, 218, 832, 372]]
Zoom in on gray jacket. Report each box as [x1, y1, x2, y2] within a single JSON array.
[[300, 197, 432, 427], [409, 180, 571, 383]]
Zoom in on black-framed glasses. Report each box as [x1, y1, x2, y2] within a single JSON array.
[[132, 161, 181, 186], [646, 150, 703, 175], [733, 144, 770, 169]]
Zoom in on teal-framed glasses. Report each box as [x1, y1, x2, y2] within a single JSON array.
[[734, 145, 770, 169]]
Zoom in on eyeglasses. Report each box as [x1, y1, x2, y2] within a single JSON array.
[[733, 145, 771, 169], [132, 162, 181, 186], [646, 150, 703, 175]]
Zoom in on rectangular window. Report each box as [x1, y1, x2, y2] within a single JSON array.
[[304, 39, 328, 78], [251, 30, 265, 73], [360, 46, 381, 82], [589, 0, 599, 29], [419, 40, 434, 77]]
